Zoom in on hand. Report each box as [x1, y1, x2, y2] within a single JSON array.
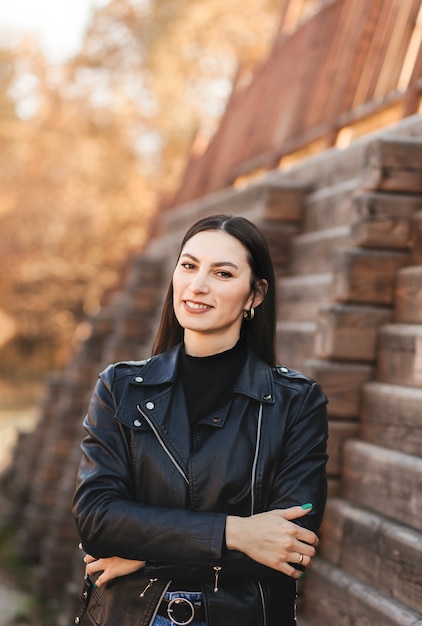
[[84, 554, 146, 587], [225, 505, 318, 579]]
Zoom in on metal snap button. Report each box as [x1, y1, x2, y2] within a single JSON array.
[[135, 376, 143, 383], [134, 420, 142, 427], [146, 401, 155, 410]]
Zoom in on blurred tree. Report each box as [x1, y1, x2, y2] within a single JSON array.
[[0, 0, 281, 378]]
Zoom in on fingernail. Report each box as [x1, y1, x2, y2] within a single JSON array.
[[301, 503, 313, 510], [94, 583, 98, 588], [300, 572, 306, 579]]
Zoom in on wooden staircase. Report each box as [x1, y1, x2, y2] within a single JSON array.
[[3, 117, 422, 625]]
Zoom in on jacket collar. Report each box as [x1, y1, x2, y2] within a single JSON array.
[[131, 343, 274, 404]]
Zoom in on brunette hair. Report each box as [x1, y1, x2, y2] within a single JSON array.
[[151, 214, 277, 366]]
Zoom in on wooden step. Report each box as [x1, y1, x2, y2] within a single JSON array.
[[361, 381, 422, 456], [320, 498, 422, 616], [276, 321, 316, 371], [301, 558, 422, 626], [278, 273, 332, 321], [409, 211, 422, 265], [331, 247, 408, 304], [315, 303, 392, 361], [395, 266, 422, 324], [326, 420, 358, 477], [351, 192, 421, 249], [305, 359, 374, 418], [146, 182, 307, 261], [343, 439, 422, 532], [377, 324, 422, 387], [257, 220, 299, 273], [362, 136, 422, 193], [161, 180, 309, 236], [302, 179, 359, 232], [289, 226, 352, 275]]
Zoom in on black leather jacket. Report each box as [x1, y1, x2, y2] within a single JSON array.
[[72, 344, 328, 626]]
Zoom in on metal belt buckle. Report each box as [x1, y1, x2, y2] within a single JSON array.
[[166, 597, 196, 625]]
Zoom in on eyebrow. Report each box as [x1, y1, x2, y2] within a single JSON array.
[[180, 252, 239, 270]]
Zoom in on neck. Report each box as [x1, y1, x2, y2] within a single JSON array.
[[183, 330, 241, 357]]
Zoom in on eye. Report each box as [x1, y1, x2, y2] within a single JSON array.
[[181, 262, 196, 270], [216, 270, 233, 278]]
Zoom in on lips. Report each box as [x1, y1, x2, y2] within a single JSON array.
[[184, 300, 212, 311]]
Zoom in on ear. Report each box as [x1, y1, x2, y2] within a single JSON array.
[[252, 279, 268, 309]]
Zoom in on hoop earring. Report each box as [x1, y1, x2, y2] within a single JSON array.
[[243, 307, 255, 321]]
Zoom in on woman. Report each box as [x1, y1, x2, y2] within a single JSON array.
[[72, 214, 328, 626]]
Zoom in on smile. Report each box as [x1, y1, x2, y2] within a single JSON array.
[[184, 300, 212, 310]]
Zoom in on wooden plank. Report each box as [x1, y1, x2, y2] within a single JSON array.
[[343, 439, 422, 532], [351, 192, 421, 248], [315, 303, 392, 361], [327, 421, 358, 476], [289, 226, 352, 275], [377, 324, 422, 387], [278, 273, 332, 321], [362, 137, 422, 192], [258, 183, 310, 221], [276, 320, 316, 371], [361, 381, 422, 456], [331, 247, 409, 304], [351, 0, 397, 105], [303, 179, 359, 233], [395, 265, 422, 323], [323, 1, 380, 118], [301, 558, 422, 626], [305, 359, 374, 418], [408, 211, 422, 265], [258, 220, 299, 273], [320, 498, 422, 615]]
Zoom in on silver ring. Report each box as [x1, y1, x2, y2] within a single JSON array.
[[299, 553, 304, 565]]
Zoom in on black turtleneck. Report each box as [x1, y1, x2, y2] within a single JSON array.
[[179, 339, 247, 427]]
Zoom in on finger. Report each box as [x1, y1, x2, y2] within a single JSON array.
[[86, 560, 104, 576], [277, 504, 313, 521], [95, 573, 107, 588], [280, 561, 306, 579], [84, 554, 98, 564], [294, 550, 313, 568], [295, 540, 317, 558], [297, 528, 319, 548]]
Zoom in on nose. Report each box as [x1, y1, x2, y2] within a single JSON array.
[[189, 270, 209, 294]]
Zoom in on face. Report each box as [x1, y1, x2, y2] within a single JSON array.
[[172, 230, 264, 356]]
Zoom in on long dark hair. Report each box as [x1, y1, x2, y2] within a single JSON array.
[[151, 214, 277, 366]]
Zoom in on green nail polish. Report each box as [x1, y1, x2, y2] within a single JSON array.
[[301, 503, 313, 510], [94, 583, 98, 588], [300, 572, 306, 579]]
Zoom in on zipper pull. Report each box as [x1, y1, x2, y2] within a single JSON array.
[[139, 578, 158, 598], [213, 566, 222, 592]]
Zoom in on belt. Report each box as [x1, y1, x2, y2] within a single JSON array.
[[157, 596, 205, 625]]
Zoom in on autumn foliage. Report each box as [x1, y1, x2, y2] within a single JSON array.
[[0, 0, 281, 378]]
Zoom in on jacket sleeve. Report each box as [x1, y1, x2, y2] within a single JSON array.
[[72, 369, 227, 566], [146, 380, 328, 583]]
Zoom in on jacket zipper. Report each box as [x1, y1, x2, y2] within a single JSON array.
[[136, 405, 189, 484], [253, 403, 267, 626], [258, 581, 268, 626], [250, 402, 263, 516], [146, 580, 171, 626]]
